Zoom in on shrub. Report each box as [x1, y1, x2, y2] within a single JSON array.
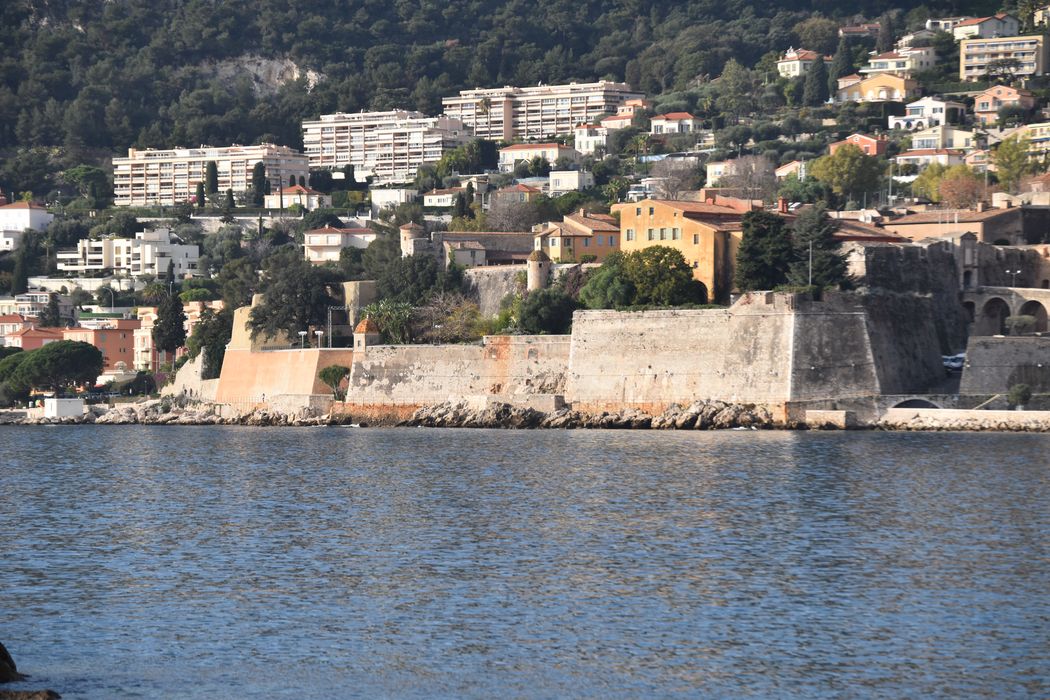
[[1008, 383, 1032, 408]]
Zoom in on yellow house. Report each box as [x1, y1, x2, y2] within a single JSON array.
[[836, 74, 919, 103], [613, 198, 751, 303], [533, 209, 620, 262]]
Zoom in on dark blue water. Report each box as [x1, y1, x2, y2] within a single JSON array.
[[1, 427, 1046, 698]]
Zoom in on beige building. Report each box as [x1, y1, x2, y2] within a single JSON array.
[[533, 209, 620, 262], [860, 47, 937, 77], [952, 13, 1020, 40], [776, 48, 828, 78], [302, 110, 470, 184], [498, 143, 578, 173], [263, 185, 330, 211], [113, 144, 308, 207], [973, 85, 1036, 125], [574, 124, 609, 156], [960, 35, 1048, 81], [303, 224, 376, 265], [836, 74, 919, 103], [442, 81, 644, 141], [911, 125, 976, 150]]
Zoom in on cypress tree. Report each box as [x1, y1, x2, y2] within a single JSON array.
[[289, 174, 296, 187], [205, 161, 218, 194], [734, 211, 794, 291], [786, 204, 848, 289], [251, 162, 266, 206], [38, 293, 61, 327], [828, 37, 853, 97], [153, 293, 187, 358], [877, 13, 896, 54], [225, 188, 234, 210], [11, 246, 28, 295], [196, 181, 206, 209], [803, 58, 829, 106]]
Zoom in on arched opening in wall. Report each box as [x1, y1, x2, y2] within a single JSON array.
[[695, 281, 709, 305], [1042, 279, 1049, 289], [993, 238, 1011, 246], [963, 270, 973, 288], [1018, 300, 1049, 332], [963, 300, 976, 323], [977, 297, 1010, 335], [892, 399, 941, 409]]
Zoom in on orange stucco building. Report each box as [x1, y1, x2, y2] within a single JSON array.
[[63, 319, 140, 371], [613, 198, 750, 303]]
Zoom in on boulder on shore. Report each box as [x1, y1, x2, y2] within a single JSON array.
[[0, 643, 23, 683], [0, 691, 62, 699]]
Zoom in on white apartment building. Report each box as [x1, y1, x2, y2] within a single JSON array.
[[498, 143, 579, 173], [888, 97, 966, 130], [0, 201, 53, 233], [302, 110, 470, 183], [574, 124, 609, 156], [303, 224, 376, 265], [57, 228, 199, 278], [112, 144, 309, 207], [860, 47, 938, 77], [442, 81, 644, 141], [960, 35, 1048, 81], [548, 170, 595, 196], [953, 13, 1021, 40]]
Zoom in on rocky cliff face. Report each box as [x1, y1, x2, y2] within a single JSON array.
[[203, 56, 324, 96]]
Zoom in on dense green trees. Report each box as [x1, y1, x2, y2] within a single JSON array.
[[248, 247, 332, 341], [186, 308, 233, 379], [786, 204, 848, 288], [579, 247, 706, 309], [153, 292, 188, 359], [0, 0, 950, 186], [735, 210, 794, 291]]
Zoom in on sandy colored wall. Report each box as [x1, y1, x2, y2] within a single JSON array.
[[347, 335, 570, 404], [215, 347, 355, 403], [565, 295, 798, 412]]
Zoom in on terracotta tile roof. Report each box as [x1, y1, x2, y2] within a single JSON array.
[[305, 224, 372, 235], [654, 112, 697, 121], [10, 326, 62, 337], [0, 201, 47, 210], [896, 149, 964, 157], [425, 187, 465, 195], [565, 210, 618, 232], [650, 199, 744, 216], [782, 49, 823, 61], [833, 220, 909, 242], [955, 14, 1011, 27], [500, 143, 566, 151], [276, 185, 322, 195], [0, 314, 26, 323], [355, 317, 380, 334], [886, 208, 1016, 224], [497, 183, 541, 193]]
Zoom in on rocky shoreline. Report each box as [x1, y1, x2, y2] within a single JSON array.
[[6, 397, 1050, 432]]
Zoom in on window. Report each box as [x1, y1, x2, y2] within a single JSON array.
[[673, 228, 681, 240], [608, 236, 616, 246], [648, 207, 654, 215], [550, 238, 558, 246], [584, 238, 590, 247], [635, 207, 641, 216], [647, 229, 655, 240], [693, 234, 699, 245], [626, 228, 635, 241]]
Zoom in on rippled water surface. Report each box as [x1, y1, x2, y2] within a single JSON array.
[[1, 427, 1047, 698]]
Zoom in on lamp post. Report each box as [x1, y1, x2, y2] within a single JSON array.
[[314, 330, 324, 348], [298, 330, 307, 349], [1006, 268, 1022, 287]]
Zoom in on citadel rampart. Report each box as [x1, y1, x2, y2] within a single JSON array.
[[210, 292, 945, 423]]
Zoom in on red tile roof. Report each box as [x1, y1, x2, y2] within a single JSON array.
[[654, 112, 697, 121], [500, 143, 566, 151], [0, 201, 47, 210]]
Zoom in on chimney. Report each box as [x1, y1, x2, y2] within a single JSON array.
[[976, 201, 987, 212], [777, 197, 788, 214]]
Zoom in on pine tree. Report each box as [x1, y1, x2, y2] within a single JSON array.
[[465, 181, 475, 206], [803, 58, 829, 106], [828, 37, 853, 97], [787, 204, 848, 289], [196, 181, 206, 209], [734, 210, 794, 291], [11, 245, 28, 295], [225, 188, 235, 210], [205, 161, 218, 194], [166, 258, 176, 286]]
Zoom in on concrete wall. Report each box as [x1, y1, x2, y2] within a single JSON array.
[[960, 336, 1050, 394]]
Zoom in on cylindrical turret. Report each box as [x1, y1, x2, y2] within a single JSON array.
[[399, 222, 425, 257], [527, 249, 552, 292]]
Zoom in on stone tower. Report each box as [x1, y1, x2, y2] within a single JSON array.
[[527, 249, 552, 292], [399, 222, 425, 257], [353, 317, 382, 353]]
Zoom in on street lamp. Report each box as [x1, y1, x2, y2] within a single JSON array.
[[314, 330, 324, 348], [1006, 268, 1022, 287], [298, 330, 307, 349]]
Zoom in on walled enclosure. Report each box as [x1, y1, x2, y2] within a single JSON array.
[[208, 292, 944, 420]]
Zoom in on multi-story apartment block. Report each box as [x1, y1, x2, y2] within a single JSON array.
[[952, 13, 1020, 41], [57, 228, 199, 278], [442, 81, 644, 141], [973, 85, 1036, 125], [302, 111, 471, 183], [889, 97, 966, 130], [112, 144, 309, 207], [960, 35, 1048, 81], [1021, 122, 1050, 159], [860, 47, 937, 77]]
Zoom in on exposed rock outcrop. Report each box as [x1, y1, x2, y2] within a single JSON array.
[[401, 399, 776, 430], [0, 643, 23, 683], [0, 691, 61, 699]]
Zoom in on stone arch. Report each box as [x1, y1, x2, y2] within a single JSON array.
[[976, 297, 1010, 335], [892, 398, 942, 409], [696, 281, 709, 305], [1018, 300, 1048, 332]]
